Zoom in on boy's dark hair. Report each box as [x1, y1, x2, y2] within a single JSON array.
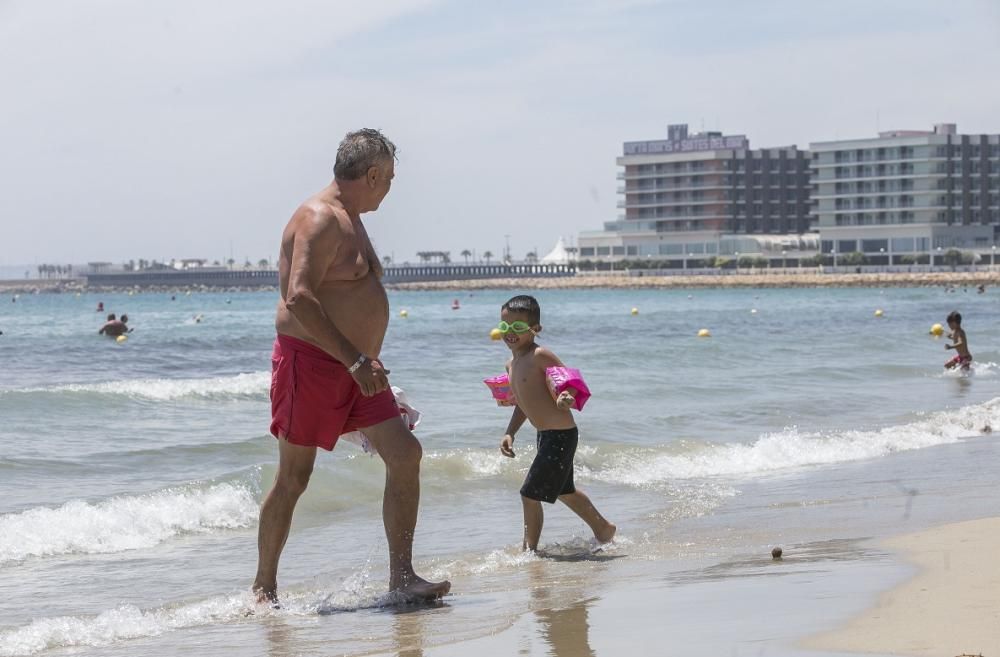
[[947, 310, 962, 325], [502, 295, 541, 325]]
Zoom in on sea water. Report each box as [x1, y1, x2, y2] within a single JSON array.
[[0, 286, 998, 656]]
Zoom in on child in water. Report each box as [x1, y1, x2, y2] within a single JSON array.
[[944, 310, 973, 371], [496, 295, 616, 551]]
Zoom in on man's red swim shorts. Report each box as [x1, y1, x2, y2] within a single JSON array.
[[269, 334, 399, 450]]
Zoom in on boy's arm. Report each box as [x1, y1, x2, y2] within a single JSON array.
[[946, 331, 964, 350], [501, 406, 527, 457], [534, 347, 577, 409]]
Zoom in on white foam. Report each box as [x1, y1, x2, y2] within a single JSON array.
[[0, 594, 252, 657], [588, 397, 1000, 486], [0, 482, 258, 565], [3, 372, 269, 401]]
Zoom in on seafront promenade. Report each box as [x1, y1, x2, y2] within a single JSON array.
[[3, 267, 998, 295]]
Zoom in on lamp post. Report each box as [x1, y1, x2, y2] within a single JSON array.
[[781, 249, 787, 270], [879, 247, 885, 271], [831, 248, 837, 269], [993, 245, 997, 269], [934, 246, 942, 269], [735, 251, 740, 275]]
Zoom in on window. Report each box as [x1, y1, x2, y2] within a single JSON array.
[[596, 246, 611, 256], [862, 239, 889, 253], [838, 240, 858, 253], [892, 238, 915, 252], [612, 246, 625, 256], [626, 245, 639, 256], [660, 243, 683, 255], [579, 247, 595, 256]]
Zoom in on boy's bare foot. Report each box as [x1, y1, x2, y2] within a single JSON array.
[[389, 574, 451, 602], [595, 522, 617, 545]]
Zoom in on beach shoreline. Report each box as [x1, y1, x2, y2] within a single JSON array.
[[805, 516, 1000, 657], [2, 271, 999, 295]]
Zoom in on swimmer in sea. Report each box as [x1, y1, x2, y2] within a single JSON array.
[[944, 310, 972, 372]]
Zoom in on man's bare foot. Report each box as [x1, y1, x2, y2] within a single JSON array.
[[253, 585, 280, 608], [389, 574, 451, 603], [595, 522, 617, 545]]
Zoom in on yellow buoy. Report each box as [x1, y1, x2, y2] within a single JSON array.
[[930, 323, 944, 337], [399, 309, 409, 318], [115, 335, 128, 344], [490, 328, 503, 341], [697, 328, 711, 338], [874, 309, 884, 318], [631, 307, 639, 316]]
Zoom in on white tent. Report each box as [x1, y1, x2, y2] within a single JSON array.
[[540, 237, 570, 265]]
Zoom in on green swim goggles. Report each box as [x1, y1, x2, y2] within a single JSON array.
[[497, 321, 534, 334]]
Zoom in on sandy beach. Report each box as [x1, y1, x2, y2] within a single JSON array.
[[807, 517, 1000, 657]]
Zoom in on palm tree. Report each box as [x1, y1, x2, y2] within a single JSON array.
[[460, 249, 472, 264], [525, 251, 538, 264], [258, 258, 269, 269], [226, 258, 235, 270], [382, 255, 392, 268], [483, 251, 494, 265]]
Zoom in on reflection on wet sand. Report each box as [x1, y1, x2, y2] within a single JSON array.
[[529, 561, 597, 657], [391, 606, 429, 657]]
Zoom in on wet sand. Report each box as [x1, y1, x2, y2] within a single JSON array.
[[806, 517, 1000, 657]]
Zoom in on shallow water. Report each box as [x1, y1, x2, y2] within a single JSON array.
[[1, 286, 998, 656]]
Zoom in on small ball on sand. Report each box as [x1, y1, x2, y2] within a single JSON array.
[[771, 547, 783, 560]]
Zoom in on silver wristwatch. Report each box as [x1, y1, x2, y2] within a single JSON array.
[[348, 354, 367, 374]]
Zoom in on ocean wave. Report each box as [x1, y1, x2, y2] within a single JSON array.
[[586, 397, 1000, 486], [0, 481, 259, 565], [0, 372, 270, 402], [0, 594, 254, 657], [418, 398, 1000, 488]]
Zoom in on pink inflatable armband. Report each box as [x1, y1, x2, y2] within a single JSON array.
[[484, 373, 516, 406], [545, 367, 591, 411]]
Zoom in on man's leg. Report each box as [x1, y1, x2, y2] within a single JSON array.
[[521, 495, 544, 551], [360, 417, 451, 599], [253, 438, 317, 602], [558, 490, 616, 544]]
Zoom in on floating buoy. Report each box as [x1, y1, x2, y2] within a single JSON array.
[[451, 299, 461, 310], [750, 309, 758, 315], [115, 335, 128, 344], [930, 323, 944, 337], [490, 328, 503, 341], [631, 307, 639, 316], [185, 291, 191, 296], [697, 328, 711, 338], [874, 309, 884, 318], [399, 309, 408, 318]]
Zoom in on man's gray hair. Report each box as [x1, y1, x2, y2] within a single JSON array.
[[333, 129, 397, 180]]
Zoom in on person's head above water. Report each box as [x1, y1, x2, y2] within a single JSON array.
[[333, 129, 396, 214], [107, 313, 116, 321], [499, 295, 541, 351], [947, 310, 962, 328], [120, 314, 129, 324]]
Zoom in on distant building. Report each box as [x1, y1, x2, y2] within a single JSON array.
[[578, 124, 814, 267], [810, 123, 1000, 264]]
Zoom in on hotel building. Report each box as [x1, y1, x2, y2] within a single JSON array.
[[811, 123, 1000, 264]]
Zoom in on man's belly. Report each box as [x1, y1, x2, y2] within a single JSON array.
[[275, 275, 389, 358]]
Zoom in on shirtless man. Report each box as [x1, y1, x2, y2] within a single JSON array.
[[98, 313, 127, 337], [253, 129, 450, 604]]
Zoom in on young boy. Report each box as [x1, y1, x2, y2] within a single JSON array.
[[944, 310, 972, 371], [496, 295, 616, 551]]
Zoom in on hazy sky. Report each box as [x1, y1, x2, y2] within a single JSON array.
[[2, 0, 999, 267]]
